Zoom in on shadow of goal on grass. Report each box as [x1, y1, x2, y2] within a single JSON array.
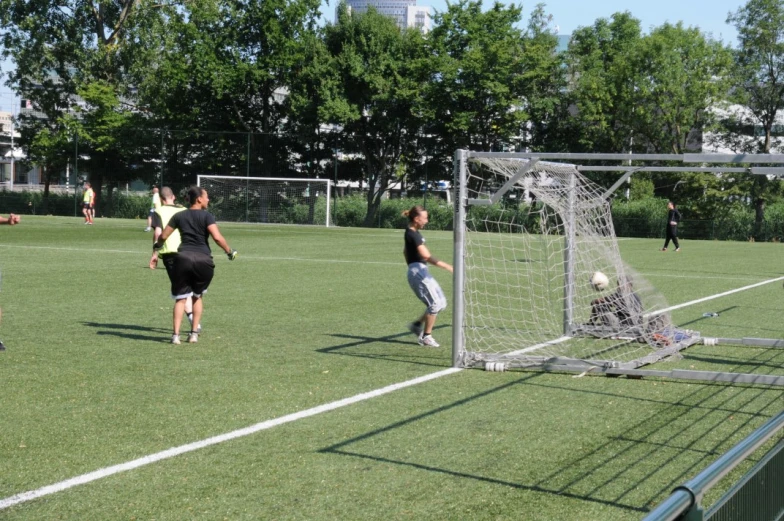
[[318, 373, 780, 515]]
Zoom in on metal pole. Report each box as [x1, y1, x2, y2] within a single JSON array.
[[423, 161, 428, 209], [563, 170, 576, 335], [246, 133, 250, 222], [74, 137, 78, 217], [9, 116, 14, 191], [452, 150, 468, 368], [642, 410, 784, 521], [334, 136, 338, 226], [160, 129, 164, 189], [325, 179, 332, 227]]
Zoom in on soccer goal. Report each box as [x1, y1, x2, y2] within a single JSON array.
[[452, 151, 784, 384], [197, 176, 333, 226]]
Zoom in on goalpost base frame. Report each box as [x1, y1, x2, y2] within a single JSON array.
[[472, 336, 784, 386]]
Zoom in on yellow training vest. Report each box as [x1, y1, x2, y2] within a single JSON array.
[[155, 205, 186, 255]]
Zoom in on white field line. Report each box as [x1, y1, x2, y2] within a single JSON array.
[[0, 245, 403, 266], [1, 263, 782, 509], [504, 335, 573, 357], [0, 367, 462, 511], [0, 244, 777, 281], [648, 275, 784, 316]]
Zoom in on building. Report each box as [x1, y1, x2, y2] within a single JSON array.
[[0, 110, 18, 185], [340, 0, 431, 32]]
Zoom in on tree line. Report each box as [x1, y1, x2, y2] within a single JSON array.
[[1, 0, 783, 227]]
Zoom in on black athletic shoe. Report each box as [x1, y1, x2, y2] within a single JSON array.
[[0, 340, 6, 351]]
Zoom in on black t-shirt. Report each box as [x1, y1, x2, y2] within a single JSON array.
[[667, 209, 681, 225], [151, 212, 162, 230], [168, 209, 217, 255], [404, 228, 426, 265]]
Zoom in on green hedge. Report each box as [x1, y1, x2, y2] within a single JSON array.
[[6, 189, 784, 242], [0, 191, 152, 219]]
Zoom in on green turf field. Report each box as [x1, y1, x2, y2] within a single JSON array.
[[0, 216, 781, 520]]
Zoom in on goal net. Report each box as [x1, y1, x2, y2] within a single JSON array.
[[453, 152, 699, 372], [197, 176, 332, 226]]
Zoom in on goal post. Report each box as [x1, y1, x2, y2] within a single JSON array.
[[451, 151, 708, 373], [197, 175, 333, 226]]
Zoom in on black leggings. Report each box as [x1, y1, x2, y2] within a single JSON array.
[[664, 225, 679, 249]]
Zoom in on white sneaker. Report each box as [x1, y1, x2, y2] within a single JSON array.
[[144, 227, 151, 232], [408, 322, 423, 339], [419, 334, 440, 347], [187, 332, 199, 343], [171, 334, 181, 345]]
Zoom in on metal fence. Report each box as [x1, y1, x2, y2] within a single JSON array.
[[642, 410, 784, 521]]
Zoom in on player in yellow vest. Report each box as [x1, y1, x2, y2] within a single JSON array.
[[82, 182, 94, 225], [144, 187, 161, 232]]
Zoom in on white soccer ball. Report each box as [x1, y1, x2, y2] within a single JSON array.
[[590, 271, 610, 291]]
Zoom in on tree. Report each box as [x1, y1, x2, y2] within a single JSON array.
[[562, 12, 643, 154], [425, 0, 530, 169], [713, 0, 784, 234], [286, 30, 341, 181], [724, 0, 784, 154], [123, 0, 323, 185], [323, 4, 428, 226], [519, 4, 568, 152], [630, 23, 732, 154], [0, 0, 167, 207]]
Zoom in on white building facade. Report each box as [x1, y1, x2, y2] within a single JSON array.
[[341, 0, 431, 31]]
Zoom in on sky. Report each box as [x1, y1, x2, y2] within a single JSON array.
[[0, 0, 746, 113], [320, 0, 744, 41]]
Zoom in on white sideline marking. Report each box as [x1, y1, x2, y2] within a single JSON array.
[[0, 367, 462, 510], [0, 244, 777, 280], [650, 275, 784, 316], [0, 245, 403, 266], [505, 335, 572, 357]]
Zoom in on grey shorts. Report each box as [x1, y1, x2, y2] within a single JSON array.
[[407, 262, 447, 315]]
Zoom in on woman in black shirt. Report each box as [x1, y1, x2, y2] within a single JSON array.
[[661, 201, 681, 252], [403, 205, 453, 347]]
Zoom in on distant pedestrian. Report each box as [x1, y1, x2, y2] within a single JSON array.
[[82, 182, 95, 225], [661, 201, 681, 252], [144, 187, 161, 232]]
